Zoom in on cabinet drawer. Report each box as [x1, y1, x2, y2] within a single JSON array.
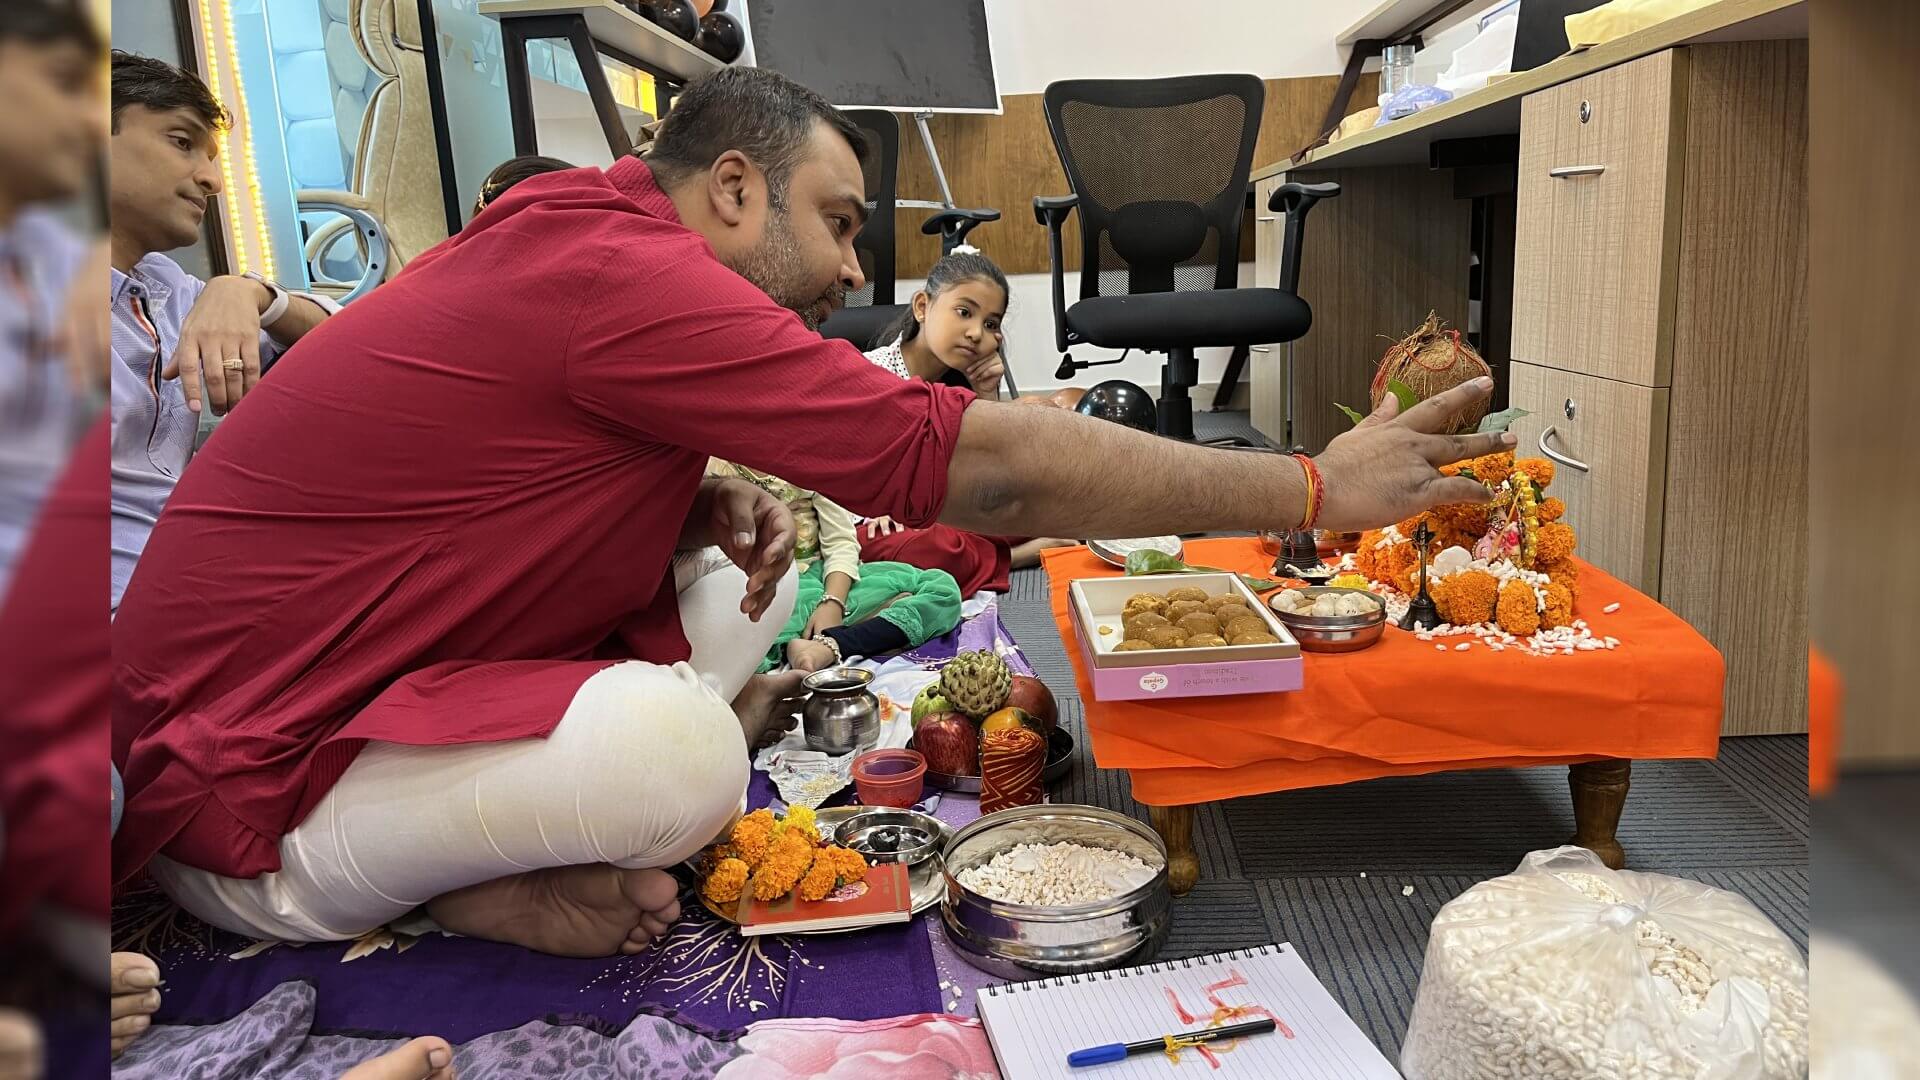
[[1513, 50, 1687, 386], [1508, 361, 1669, 593]]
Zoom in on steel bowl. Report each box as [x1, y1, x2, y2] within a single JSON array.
[[1314, 528, 1364, 557], [1269, 586, 1388, 653], [940, 804, 1171, 980], [831, 808, 945, 867]]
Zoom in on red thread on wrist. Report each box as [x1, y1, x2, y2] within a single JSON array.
[[1292, 454, 1324, 531]]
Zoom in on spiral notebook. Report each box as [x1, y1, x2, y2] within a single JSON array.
[[975, 943, 1400, 1079]]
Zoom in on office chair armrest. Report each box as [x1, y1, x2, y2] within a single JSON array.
[[1033, 195, 1079, 354], [920, 206, 1001, 255], [1033, 193, 1078, 227], [1267, 182, 1341, 296]]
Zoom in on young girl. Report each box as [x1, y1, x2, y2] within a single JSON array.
[[860, 251, 1073, 591], [865, 249, 1009, 396], [706, 459, 962, 673]]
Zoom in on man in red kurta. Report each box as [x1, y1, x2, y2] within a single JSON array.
[[112, 68, 1516, 958]]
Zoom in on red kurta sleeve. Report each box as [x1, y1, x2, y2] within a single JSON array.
[[563, 247, 974, 528]]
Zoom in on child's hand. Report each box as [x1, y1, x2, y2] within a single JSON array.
[[864, 516, 902, 538], [802, 603, 844, 638], [964, 352, 1004, 396]]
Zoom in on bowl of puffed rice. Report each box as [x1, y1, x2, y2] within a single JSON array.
[[939, 804, 1171, 980]]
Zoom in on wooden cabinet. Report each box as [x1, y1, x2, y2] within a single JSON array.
[[1508, 362, 1670, 594], [1514, 50, 1687, 387], [1508, 41, 1807, 736]]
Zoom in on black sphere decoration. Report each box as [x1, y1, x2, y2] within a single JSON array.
[[642, 0, 699, 40], [695, 11, 744, 62], [1074, 380, 1158, 434], [621, 0, 658, 23], [709, 0, 729, 10]]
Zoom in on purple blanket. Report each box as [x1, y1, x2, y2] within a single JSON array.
[[114, 607, 1026, 1046]]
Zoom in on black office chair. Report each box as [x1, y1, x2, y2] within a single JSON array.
[[821, 110, 1001, 350], [1033, 75, 1339, 445]]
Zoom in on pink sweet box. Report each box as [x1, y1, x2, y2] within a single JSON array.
[[1067, 573, 1304, 702]]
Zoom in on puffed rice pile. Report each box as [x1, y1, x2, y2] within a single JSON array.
[[954, 842, 1157, 906], [1401, 861, 1809, 1080], [1331, 551, 1622, 657]]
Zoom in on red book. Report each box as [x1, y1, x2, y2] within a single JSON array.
[[737, 862, 913, 936]]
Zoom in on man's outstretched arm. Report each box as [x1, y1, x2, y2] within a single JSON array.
[[940, 378, 1513, 539]]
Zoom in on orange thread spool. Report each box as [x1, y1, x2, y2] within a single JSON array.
[[979, 727, 1045, 813]]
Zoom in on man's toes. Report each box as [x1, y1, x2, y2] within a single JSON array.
[[111, 989, 162, 1021], [110, 1013, 151, 1040], [621, 868, 680, 913], [638, 912, 673, 939], [109, 951, 161, 996], [338, 1035, 456, 1080]]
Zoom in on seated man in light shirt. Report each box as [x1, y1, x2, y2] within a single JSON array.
[[108, 51, 338, 610]]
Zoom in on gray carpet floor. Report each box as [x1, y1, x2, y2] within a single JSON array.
[[997, 409, 1812, 1061]]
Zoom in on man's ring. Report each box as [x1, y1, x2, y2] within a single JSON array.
[[222, 358, 246, 371]]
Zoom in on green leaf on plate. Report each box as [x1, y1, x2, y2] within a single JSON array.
[[1334, 402, 1367, 426], [1387, 378, 1419, 413], [1123, 549, 1287, 593]]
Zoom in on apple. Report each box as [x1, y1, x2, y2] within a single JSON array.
[[915, 712, 979, 776], [1003, 676, 1057, 733]]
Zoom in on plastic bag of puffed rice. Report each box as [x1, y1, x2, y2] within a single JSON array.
[[1400, 847, 1808, 1080]]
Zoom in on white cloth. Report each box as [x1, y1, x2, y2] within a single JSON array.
[[150, 551, 797, 942]]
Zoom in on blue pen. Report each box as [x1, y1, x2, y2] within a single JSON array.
[[1067, 1017, 1278, 1068]]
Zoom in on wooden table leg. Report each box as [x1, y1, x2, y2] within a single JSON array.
[[1148, 804, 1201, 896], [1568, 759, 1631, 869]]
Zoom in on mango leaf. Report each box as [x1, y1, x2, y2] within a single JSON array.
[[1476, 406, 1530, 434], [1334, 402, 1367, 426], [1124, 549, 1287, 593], [1386, 377, 1419, 413]]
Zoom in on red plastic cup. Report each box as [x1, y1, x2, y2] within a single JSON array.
[[852, 748, 927, 808]]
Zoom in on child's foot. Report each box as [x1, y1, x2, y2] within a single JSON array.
[[785, 638, 837, 673], [338, 1035, 456, 1079]]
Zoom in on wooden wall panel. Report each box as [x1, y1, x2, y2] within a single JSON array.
[[1811, 0, 1920, 761], [888, 74, 1377, 282], [1278, 163, 1473, 453], [1662, 41, 1808, 737]]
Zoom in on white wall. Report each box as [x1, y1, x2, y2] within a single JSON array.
[[975, 0, 1512, 397]]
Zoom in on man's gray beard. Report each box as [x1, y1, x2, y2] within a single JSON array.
[[725, 216, 836, 331]]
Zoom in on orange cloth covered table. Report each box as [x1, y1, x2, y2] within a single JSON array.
[[1042, 538, 1726, 807]]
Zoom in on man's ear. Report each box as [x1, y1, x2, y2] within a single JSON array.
[[709, 149, 753, 226]]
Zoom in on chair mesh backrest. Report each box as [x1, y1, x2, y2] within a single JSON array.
[[1043, 76, 1264, 301], [843, 109, 899, 309]]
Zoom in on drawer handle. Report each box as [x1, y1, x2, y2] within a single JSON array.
[[1537, 425, 1591, 473], [1250, 346, 1271, 353], [1549, 164, 1607, 178], [1256, 215, 1277, 222]]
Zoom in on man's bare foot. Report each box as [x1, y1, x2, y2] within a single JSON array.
[[338, 1036, 456, 1080], [784, 638, 836, 674], [735, 669, 806, 748], [109, 951, 162, 1059], [426, 864, 682, 958]]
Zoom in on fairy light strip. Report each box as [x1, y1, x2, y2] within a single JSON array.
[[195, 0, 276, 280]]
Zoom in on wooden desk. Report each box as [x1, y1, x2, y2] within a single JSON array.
[[1246, 0, 1807, 736]]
